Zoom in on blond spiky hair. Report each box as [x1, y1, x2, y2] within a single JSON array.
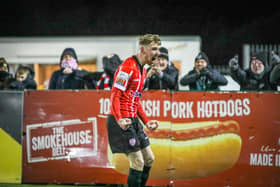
[[139, 34, 161, 46]]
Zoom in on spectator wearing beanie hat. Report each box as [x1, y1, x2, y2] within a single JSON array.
[[49, 47, 88, 89], [158, 47, 169, 61], [180, 51, 228, 91], [145, 47, 179, 91], [228, 51, 277, 91]]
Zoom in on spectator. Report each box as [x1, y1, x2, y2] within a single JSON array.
[[0, 57, 13, 89], [8, 65, 37, 90], [269, 51, 280, 86], [180, 51, 228, 91], [145, 47, 179, 91], [228, 51, 277, 91], [48, 47, 87, 89], [84, 53, 122, 90]]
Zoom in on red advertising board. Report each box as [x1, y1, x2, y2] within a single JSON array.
[[23, 90, 280, 186]]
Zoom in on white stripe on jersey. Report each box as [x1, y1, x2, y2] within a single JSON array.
[[131, 70, 141, 117]]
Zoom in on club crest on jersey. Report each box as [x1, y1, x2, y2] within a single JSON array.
[[129, 138, 136, 146], [129, 90, 142, 97], [114, 70, 130, 91]]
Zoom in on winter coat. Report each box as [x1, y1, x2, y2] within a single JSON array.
[[269, 63, 280, 86], [8, 67, 37, 90], [8, 77, 37, 90], [145, 62, 179, 91], [48, 69, 87, 89], [230, 52, 277, 91], [0, 71, 13, 89], [180, 67, 228, 91], [231, 68, 277, 91]]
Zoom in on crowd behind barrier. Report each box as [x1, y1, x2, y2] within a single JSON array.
[[1, 38, 280, 186], [0, 90, 279, 186], [1, 33, 280, 187], [1, 46, 280, 92]]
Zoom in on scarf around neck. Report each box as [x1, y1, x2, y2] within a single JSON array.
[[96, 73, 110, 90]]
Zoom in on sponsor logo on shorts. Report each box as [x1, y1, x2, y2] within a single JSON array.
[[129, 138, 136, 146]]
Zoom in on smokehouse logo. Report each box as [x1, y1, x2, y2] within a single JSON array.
[[26, 117, 97, 163]]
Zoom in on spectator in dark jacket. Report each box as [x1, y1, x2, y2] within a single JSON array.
[[8, 65, 37, 90], [49, 47, 87, 89], [145, 47, 179, 91], [228, 51, 277, 91], [83, 53, 122, 90], [180, 51, 228, 91], [269, 51, 280, 87], [0, 57, 13, 89]]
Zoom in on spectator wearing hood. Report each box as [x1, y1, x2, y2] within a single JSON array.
[[0, 57, 13, 89], [228, 51, 277, 91], [49, 47, 87, 89], [145, 47, 179, 91], [7, 65, 37, 90], [83, 53, 122, 90], [180, 51, 228, 91]]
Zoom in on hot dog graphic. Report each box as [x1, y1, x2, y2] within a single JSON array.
[[108, 120, 242, 180]]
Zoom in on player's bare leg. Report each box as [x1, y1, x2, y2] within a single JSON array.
[[127, 150, 144, 187], [141, 145, 155, 186]]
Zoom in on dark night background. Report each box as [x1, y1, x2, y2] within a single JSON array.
[[1, 0, 280, 66]]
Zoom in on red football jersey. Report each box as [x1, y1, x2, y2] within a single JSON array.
[[110, 56, 149, 124]]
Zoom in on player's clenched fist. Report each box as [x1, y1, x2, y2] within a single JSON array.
[[117, 118, 132, 130], [145, 120, 159, 131]]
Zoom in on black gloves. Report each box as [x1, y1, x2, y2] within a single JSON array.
[[199, 67, 211, 77], [228, 55, 239, 71]]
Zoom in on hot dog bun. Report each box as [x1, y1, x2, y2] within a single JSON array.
[[108, 120, 242, 180]]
